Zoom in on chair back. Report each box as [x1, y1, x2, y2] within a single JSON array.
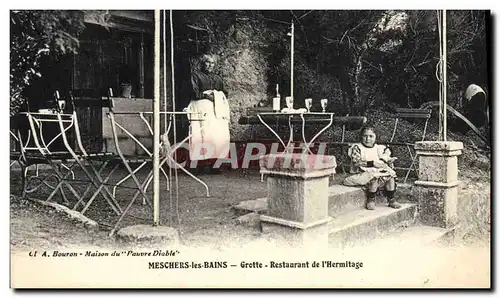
[[389, 108, 432, 143]]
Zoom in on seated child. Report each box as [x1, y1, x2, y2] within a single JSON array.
[[343, 126, 401, 210]]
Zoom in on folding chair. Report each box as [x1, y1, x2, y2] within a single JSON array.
[[382, 108, 432, 183], [19, 111, 82, 204], [108, 110, 211, 200], [10, 126, 43, 191], [10, 128, 22, 169], [20, 92, 140, 220], [62, 96, 153, 223], [104, 106, 210, 236]]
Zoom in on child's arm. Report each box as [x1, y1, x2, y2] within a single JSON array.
[[377, 145, 397, 167], [348, 144, 367, 167]]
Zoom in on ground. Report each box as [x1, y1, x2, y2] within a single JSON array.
[[10, 168, 272, 251], [10, 160, 490, 252]]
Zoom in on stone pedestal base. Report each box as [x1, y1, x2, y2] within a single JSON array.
[[259, 153, 337, 247], [261, 217, 331, 248], [414, 141, 463, 229]]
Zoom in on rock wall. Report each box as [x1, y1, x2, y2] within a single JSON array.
[[214, 23, 268, 140]]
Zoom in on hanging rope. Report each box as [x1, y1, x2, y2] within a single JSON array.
[[435, 10, 445, 141]]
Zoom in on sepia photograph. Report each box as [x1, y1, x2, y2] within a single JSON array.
[[8, 8, 491, 288]]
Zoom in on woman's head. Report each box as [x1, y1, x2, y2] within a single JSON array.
[[360, 126, 376, 147], [200, 54, 216, 73]]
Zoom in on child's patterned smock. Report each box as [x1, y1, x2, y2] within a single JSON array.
[[343, 143, 397, 188]]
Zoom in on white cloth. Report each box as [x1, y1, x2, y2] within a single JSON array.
[[213, 90, 230, 120], [186, 96, 230, 161]]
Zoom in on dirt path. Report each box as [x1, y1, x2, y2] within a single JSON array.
[[10, 168, 271, 251]]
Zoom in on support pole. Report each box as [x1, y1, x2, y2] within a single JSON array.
[[163, 11, 168, 132], [442, 10, 447, 141], [170, 10, 180, 209], [153, 9, 161, 226], [290, 20, 294, 100]]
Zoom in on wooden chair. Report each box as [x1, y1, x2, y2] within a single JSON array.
[[381, 108, 432, 183]]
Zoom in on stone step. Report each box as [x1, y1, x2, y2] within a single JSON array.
[[233, 185, 397, 217], [327, 184, 364, 217], [232, 197, 267, 216], [365, 225, 450, 248], [328, 203, 417, 248], [327, 182, 414, 217]]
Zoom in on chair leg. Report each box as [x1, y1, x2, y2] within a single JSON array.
[[73, 161, 109, 211], [109, 170, 155, 237], [85, 159, 123, 214], [404, 154, 418, 184], [112, 161, 148, 198], [20, 164, 27, 198], [46, 161, 81, 204], [81, 163, 121, 215]]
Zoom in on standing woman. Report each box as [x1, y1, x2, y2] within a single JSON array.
[[186, 54, 230, 173]]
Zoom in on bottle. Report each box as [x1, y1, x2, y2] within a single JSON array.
[[273, 84, 280, 112]]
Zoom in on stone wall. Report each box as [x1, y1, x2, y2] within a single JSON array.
[[214, 23, 268, 140]]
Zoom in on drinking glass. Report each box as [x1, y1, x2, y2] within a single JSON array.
[[320, 98, 328, 113], [285, 96, 294, 109], [305, 98, 312, 113], [58, 100, 66, 112]]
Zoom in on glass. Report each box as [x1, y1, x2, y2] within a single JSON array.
[[320, 98, 328, 113], [285, 96, 294, 109], [57, 100, 66, 112], [305, 98, 312, 113]]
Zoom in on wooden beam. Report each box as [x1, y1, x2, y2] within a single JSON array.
[[84, 12, 153, 34]]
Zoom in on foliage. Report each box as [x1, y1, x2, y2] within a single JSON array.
[[10, 10, 109, 116]]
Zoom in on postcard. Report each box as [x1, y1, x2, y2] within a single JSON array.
[[9, 9, 491, 288]]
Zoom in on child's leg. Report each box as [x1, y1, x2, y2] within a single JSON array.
[[365, 179, 378, 210], [385, 177, 395, 191], [384, 177, 401, 209]]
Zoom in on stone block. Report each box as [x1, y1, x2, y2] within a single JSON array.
[[413, 141, 463, 229], [266, 175, 329, 224], [415, 141, 464, 153], [414, 184, 458, 229], [115, 224, 179, 245], [261, 219, 330, 248], [259, 153, 337, 179], [233, 198, 268, 215], [257, 153, 337, 248], [236, 212, 261, 228], [415, 141, 463, 183], [418, 155, 459, 183], [327, 185, 365, 217]]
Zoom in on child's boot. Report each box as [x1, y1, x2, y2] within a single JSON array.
[[385, 189, 401, 209], [365, 191, 376, 210], [388, 199, 401, 209]]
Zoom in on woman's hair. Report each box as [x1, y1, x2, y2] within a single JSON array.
[[200, 54, 216, 64]]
